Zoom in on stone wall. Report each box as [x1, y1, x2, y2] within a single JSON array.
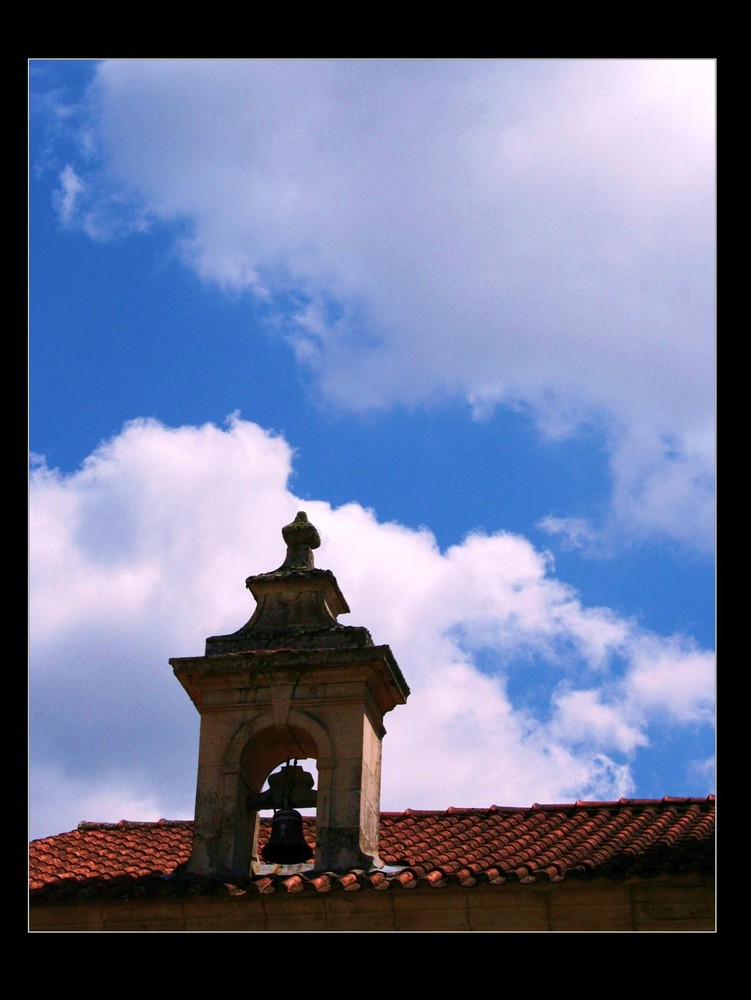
[[30, 874, 715, 932]]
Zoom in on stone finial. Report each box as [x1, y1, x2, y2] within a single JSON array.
[[280, 511, 321, 570], [205, 509, 359, 652]]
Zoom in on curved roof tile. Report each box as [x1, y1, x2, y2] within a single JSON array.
[[30, 797, 714, 901]]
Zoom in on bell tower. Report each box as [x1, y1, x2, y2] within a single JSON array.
[[170, 512, 410, 877]]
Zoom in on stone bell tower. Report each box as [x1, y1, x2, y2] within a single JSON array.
[[170, 512, 410, 877]]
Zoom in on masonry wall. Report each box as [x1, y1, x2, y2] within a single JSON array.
[[30, 874, 715, 932]]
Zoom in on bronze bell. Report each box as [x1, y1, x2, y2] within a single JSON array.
[[262, 807, 313, 865]]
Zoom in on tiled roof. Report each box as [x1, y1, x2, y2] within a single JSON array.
[[29, 797, 714, 903]]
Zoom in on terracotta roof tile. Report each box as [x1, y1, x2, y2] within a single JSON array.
[[364, 870, 384, 888], [308, 873, 332, 893], [393, 869, 417, 888], [30, 797, 714, 902], [282, 874, 306, 894]]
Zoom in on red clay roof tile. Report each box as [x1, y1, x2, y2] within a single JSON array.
[[341, 874, 361, 892], [281, 874, 305, 893], [367, 871, 389, 890], [308, 873, 331, 893], [30, 798, 714, 902]]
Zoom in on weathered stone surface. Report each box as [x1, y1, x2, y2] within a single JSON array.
[[205, 511, 363, 653], [205, 621, 373, 655], [30, 876, 716, 931], [172, 513, 409, 878]]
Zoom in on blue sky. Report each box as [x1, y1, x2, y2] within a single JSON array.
[[29, 59, 715, 841]]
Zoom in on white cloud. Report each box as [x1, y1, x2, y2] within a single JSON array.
[[537, 515, 605, 556], [626, 636, 715, 723], [54, 164, 85, 226], [550, 688, 649, 754], [687, 754, 716, 790], [609, 425, 716, 553], [48, 59, 715, 552], [29, 416, 714, 838]]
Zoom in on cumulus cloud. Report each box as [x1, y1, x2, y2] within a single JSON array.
[[45, 58, 715, 552], [626, 636, 715, 723], [550, 688, 649, 754], [29, 417, 714, 838]]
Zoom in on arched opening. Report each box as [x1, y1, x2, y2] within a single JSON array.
[[254, 758, 319, 874], [227, 713, 333, 876], [261, 758, 319, 815]]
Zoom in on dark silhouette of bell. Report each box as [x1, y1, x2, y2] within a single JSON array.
[[262, 807, 313, 865]]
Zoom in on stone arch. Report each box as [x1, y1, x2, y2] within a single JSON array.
[[225, 708, 333, 792], [221, 710, 335, 875]]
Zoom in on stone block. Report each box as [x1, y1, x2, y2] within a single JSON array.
[[323, 894, 396, 930], [100, 901, 187, 931], [263, 895, 328, 931], [466, 885, 551, 930], [31, 904, 105, 931], [182, 897, 268, 931], [391, 887, 471, 930]]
